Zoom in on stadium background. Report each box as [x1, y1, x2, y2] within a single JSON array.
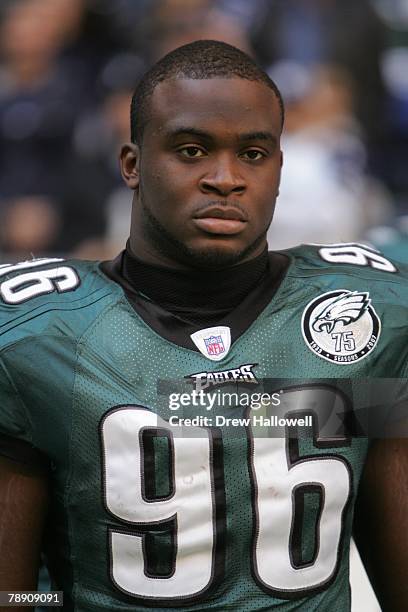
[[1, 1, 407, 610]]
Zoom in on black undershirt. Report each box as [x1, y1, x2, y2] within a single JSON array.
[[122, 244, 272, 326]]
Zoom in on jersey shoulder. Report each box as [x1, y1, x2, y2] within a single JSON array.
[[0, 257, 122, 349], [285, 242, 408, 294]]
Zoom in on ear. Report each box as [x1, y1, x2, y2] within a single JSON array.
[[120, 143, 140, 189], [276, 150, 283, 198]]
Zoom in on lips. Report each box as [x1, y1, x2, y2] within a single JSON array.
[[193, 206, 247, 235]]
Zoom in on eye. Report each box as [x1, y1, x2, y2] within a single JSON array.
[[178, 146, 206, 158], [240, 149, 266, 161]]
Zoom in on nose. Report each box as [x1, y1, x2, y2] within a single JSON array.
[[199, 153, 246, 197]]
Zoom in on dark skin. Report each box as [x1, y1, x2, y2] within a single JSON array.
[[121, 78, 283, 270], [0, 77, 407, 611], [0, 458, 49, 612], [354, 437, 408, 611]]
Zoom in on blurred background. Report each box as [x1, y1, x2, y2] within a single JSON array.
[[0, 0, 408, 265], [2, 1, 405, 609]]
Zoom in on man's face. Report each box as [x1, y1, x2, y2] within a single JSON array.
[[126, 77, 283, 269]]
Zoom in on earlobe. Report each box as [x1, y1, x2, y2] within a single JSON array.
[[120, 143, 140, 190]]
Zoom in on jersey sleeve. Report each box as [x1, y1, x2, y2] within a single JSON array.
[[0, 257, 115, 469], [0, 355, 31, 440], [0, 259, 74, 449], [0, 354, 49, 468]]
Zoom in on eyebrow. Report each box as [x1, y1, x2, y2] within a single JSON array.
[[238, 131, 277, 144], [166, 127, 277, 145], [166, 127, 213, 141]]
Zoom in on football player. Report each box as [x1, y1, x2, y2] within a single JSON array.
[[0, 41, 407, 612]]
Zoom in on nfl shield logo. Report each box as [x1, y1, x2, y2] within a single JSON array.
[[191, 326, 231, 361], [204, 335, 225, 356]]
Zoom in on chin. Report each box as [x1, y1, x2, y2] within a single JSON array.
[[184, 240, 256, 269]]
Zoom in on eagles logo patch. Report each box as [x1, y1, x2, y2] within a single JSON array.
[[302, 290, 381, 364]]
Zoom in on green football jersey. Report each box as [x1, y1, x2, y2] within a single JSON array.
[[0, 243, 407, 611]]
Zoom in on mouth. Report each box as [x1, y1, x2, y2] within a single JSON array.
[[193, 206, 247, 235]]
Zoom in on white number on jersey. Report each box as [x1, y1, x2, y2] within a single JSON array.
[[318, 243, 397, 272], [0, 259, 79, 304], [101, 406, 222, 603], [101, 387, 352, 603], [249, 387, 351, 595]]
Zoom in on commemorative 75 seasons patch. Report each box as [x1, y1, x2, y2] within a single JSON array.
[[302, 290, 381, 364]]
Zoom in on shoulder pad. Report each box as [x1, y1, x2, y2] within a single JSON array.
[[290, 242, 407, 277], [0, 257, 118, 344]]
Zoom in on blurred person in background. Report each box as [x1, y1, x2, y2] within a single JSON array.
[[0, 0, 90, 260], [266, 62, 392, 249], [363, 0, 408, 264], [146, 0, 252, 60], [0, 195, 61, 262], [369, 0, 408, 212], [249, 0, 388, 147]]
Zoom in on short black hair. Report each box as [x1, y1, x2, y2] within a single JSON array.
[[130, 40, 284, 144]]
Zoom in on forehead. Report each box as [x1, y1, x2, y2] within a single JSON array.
[[146, 77, 282, 138]]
